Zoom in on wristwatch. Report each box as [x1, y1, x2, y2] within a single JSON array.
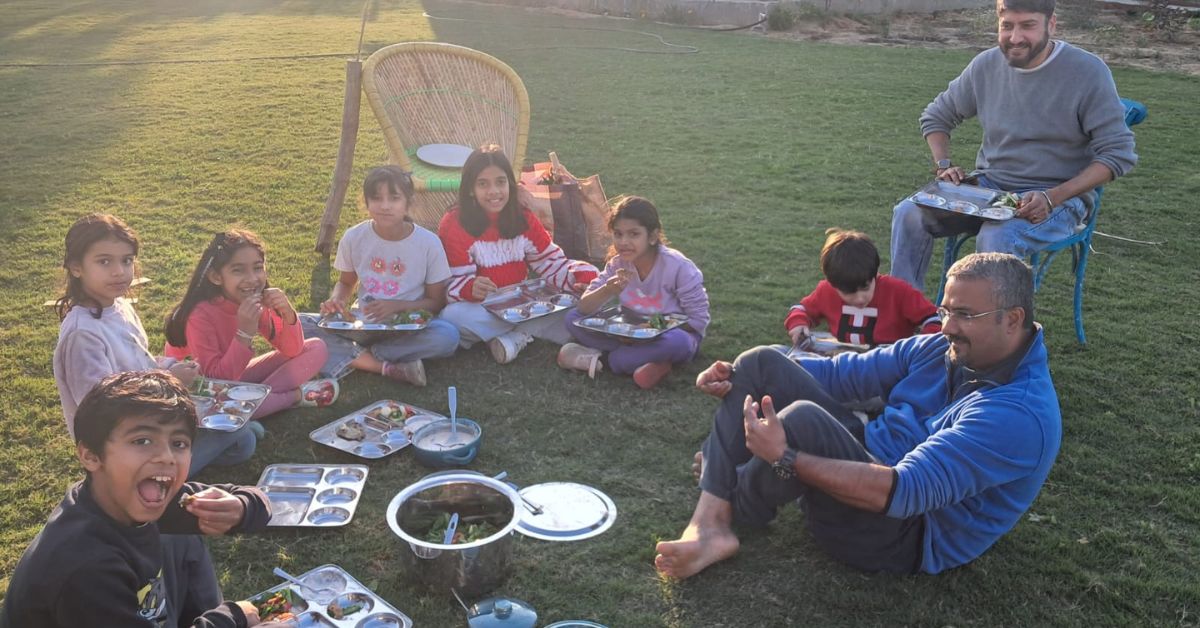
[[772, 448, 798, 480], [934, 158, 953, 172]]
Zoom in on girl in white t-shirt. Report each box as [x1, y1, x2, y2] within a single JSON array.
[[301, 166, 459, 385]]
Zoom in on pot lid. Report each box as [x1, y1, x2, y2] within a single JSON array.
[[545, 622, 608, 628], [467, 596, 538, 628], [515, 482, 617, 542]]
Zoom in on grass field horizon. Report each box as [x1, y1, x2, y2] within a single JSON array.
[[2, 1, 1198, 625]]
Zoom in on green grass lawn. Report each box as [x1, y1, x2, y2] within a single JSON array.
[[2, 1, 1198, 625]]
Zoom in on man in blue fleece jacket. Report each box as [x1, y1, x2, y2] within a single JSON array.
[[889, 0, 1137, 290], [655, 253, 1061, 577]]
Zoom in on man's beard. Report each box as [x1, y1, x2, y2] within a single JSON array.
[[1002, 30, 1050, 68]]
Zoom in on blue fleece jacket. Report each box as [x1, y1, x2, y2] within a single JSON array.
[[798, 328, 1061, 574]]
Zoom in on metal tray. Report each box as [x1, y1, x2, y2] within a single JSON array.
[[909, 180, 1013, 221], [190, 378, 270, 432], [249, 563, 413, 627], [319, 308, 431, 332], [572, 306, 689, 342], [787, 331, 870, 358], [255, 465, 369, 527], [482, 277, 578, 323], [310, 400, 447, 460]]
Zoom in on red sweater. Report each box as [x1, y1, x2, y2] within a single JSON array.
[[438, 207, 598, 302], [785, 275, 941, 346], [163, 297, 305, 379]]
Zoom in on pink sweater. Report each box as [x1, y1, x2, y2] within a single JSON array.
[[163, 297, 305, 380]]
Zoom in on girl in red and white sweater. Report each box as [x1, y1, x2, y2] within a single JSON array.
[[438, 145, 597, 364]]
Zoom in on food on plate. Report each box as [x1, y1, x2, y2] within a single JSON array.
[[424, 512, 499, 544], [647, 314, 667, 330], [336, 421, 366, 441], [995, 192, 1022, 208], [394, 310, 432, 326], [255, 588, 300, 622], [366, 402, 412, 421], [328, 599, 364, 619]]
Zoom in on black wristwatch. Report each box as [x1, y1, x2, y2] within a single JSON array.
[[772, 448, 798, 480], [934, 158, 953, 172]]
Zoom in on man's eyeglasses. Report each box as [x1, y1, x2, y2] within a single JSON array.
[[936, 307, 1006, 323]]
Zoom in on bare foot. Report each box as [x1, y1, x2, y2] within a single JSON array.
[[655, 523, 740, 579], [691, 451, 703, 482]]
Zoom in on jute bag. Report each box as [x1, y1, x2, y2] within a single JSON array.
[[519, 153, 611, 266]]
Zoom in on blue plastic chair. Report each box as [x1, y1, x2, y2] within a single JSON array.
[[934, 98, 1146, 345]]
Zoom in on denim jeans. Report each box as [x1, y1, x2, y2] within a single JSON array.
[[699, 346, 924, 573], [890, 175, 1090, 290]]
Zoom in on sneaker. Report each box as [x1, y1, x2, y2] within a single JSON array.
[[633, 361, 673, 390], [557, 343, 603, 379], [299, 378, 340, 407], [382, 359, 427, 387], [487, 331, 534, 365]]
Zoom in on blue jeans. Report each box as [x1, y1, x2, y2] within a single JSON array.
[[890, 175, 1091, 290], [699, 346, 924, 573], [188, 428, 256, 479], [300, 314, 459, 379]]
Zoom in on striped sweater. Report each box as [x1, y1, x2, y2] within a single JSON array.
[[438, 207, 598, 302]]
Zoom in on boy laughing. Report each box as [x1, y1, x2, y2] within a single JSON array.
[[1, 371, 281, 627]]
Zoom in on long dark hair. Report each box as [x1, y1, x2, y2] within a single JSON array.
[[605, 195, 669, 261], [56, 214, 140, 321], [456, 144, 527, 239], [165, 229, 267, 348], [362, 165, 415, 222]]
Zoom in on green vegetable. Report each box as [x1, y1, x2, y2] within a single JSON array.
[[423, 512, 498, 544], [648, 314, 667, 330]]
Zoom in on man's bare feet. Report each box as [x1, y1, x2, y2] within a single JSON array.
[[691, 451, 703, 482], [655, 523, 740, 579], [655, 492, 740, 579]]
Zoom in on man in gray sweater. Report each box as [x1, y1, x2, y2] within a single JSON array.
[[890, 0, 1137, 290]]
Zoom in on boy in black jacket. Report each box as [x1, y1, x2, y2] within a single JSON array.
[[1, 370, 282, 628]]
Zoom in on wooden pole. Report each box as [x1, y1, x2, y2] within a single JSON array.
[[316, 58, 363, 256]]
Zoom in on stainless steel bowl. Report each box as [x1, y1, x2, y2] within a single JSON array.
[[386, 473, 521, 598]]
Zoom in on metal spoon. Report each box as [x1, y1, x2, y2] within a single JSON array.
[[272, 567, 337, 602], [442, 512, 460, 545], [449, 386, 457, 439], [491, 471, 543, 516]]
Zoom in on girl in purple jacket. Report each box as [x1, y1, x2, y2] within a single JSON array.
[[560, 196, 710, 389]]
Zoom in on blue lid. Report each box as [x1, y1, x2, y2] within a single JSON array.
[[467, 597, 537, 628]]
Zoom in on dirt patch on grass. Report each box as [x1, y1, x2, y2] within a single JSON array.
[[771, 4, 1200, 76]]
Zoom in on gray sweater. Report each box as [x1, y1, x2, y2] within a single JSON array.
[[920, 41, 1137, 201]]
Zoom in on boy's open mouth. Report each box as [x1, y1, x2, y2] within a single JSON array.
[[137, 475, 175, 505]]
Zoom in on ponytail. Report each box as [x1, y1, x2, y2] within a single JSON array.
[[164, 229, 266, 348]]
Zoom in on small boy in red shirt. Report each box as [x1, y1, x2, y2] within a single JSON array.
[[786, 229, 941, 347]]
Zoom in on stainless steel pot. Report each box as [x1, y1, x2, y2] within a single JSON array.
[[386, 472, 521, 598]]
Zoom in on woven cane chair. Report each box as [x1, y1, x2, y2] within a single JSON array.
[[934, 98, 1147, 345], [362, 42, 531, 229]]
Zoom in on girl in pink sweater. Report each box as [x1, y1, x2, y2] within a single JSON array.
[[164, 229, 337, 418]]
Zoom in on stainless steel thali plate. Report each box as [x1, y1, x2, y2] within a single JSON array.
[[571, 306, 688, 342], [310, 400, 447, 460], [256, 465, 368, 528], [909, 180, 1011, 220], [191, 378, 269, 432], [483, 278, 577, 323], [248, 563, 412, 627]]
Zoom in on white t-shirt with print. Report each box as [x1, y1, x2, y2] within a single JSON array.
[[334, 220, 451, 302]]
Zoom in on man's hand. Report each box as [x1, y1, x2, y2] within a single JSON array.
[[184, 487, 246, 535], [788, 325, 810, 346], [471, 276, 499, 301], [695, 360, 734, 398], [743, 395, 788, 464], [935, 166, 967, 185], [1015, 190, 1054, 224]]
